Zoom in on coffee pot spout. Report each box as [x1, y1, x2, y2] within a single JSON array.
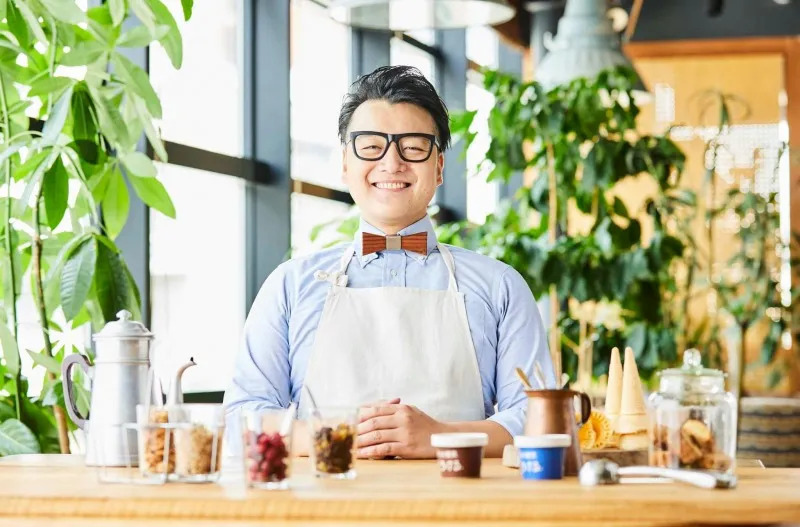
[[166, 357, 197, 405]]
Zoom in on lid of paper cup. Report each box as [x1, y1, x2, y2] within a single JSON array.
[[514, 434, 571, 448], [430, 433, 489, 448]]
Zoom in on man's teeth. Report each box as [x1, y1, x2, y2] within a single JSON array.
[[373, 182, 409, 189]]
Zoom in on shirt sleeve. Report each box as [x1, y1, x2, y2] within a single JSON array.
[[222, 264, 292, 422], [486, 266, 554, 437]]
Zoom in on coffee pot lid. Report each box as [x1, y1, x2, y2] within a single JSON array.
[[93, 310, 154, 340]]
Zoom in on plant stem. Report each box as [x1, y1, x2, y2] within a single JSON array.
[[546, 142, 561, 381], [32, 180, 70, 454], [0, 70, 21, 420]]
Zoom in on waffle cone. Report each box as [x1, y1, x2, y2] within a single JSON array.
[[620, 346, 646, 415], [604, 347, 623, 416]]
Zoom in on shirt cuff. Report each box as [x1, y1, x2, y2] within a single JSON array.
[[487, 406, 526, 438]]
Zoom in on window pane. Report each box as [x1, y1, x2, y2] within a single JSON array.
[[291, 0, 351, 192], [391, 37, 436, 85], [149, 164, 246, 393], [291, 193, 353, 257], [466, 26, 498, 69], [466, 81, 498, 225], [149, 0, 244, 157]]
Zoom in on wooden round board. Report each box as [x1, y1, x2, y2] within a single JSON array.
[[502, 445, 648, 469]]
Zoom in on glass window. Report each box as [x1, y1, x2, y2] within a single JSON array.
[[291, 0, 351, 192], [149, 164, 246, 394], [149, 0, 244, 157], [291, 193, 353, 257], [466, 80, 498, 225], [390, 37, 436, 85], [466, 26, 499, 69]]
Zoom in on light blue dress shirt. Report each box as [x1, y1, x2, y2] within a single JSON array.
[[223, 215, 553, 437]]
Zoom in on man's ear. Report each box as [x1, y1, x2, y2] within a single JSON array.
[[436, 151, 444, 187]]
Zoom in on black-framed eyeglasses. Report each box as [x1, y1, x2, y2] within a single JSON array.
[[347, 131, 440, 163]]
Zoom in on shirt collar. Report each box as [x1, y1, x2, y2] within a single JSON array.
[[354, 215, 438, 268]]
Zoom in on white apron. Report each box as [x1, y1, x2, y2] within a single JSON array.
[[300, 243, 485, 423]]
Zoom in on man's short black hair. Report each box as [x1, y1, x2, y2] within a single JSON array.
[[337, 65, 451, 151]]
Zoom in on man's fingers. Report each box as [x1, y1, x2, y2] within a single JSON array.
[[357, 426, 401, 448], [357, 442, 403, 459], [357, 415, 397, 436], [358, 404, 399, 422]]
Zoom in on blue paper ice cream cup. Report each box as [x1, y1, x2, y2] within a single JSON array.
[[514, 434, 572, 480]]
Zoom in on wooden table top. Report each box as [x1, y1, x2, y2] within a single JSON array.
[[0, 455, 798, 526]]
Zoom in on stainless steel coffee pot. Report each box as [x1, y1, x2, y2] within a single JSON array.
[[62, 310, 156, 467]]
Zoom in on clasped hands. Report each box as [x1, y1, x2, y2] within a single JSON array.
[[356, 398, 446, 459]]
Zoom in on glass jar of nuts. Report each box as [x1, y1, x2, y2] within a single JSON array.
[[647, 349, 737, 474], [167, 404, 225, 483]]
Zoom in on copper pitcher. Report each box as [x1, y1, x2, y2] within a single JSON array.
[[524, 389, 591, 476]]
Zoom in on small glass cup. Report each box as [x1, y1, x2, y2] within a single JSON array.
[[136, 404, 175, 480], [308, 407, 358, 479], [241, 408, 294, 490], [166, 404, 225, 483]]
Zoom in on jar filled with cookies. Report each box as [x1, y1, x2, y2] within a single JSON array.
[[647, 349, 736, 474]]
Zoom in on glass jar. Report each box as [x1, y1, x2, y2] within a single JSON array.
[[647, 349, 737, 474], [167, 404, 225, 483], [241, 408, 294, 490], [308, 407, 358, 479]]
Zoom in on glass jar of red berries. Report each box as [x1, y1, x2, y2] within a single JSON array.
[[241, 408, 295, 490]]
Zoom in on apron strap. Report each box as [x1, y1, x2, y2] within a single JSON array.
[[437, 244, 458, 292], [320, 242, 458, 292]]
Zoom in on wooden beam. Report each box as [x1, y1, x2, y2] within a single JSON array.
[[625, 37, 800, 58]]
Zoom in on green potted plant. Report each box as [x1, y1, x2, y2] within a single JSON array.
[[0, 0, 190, 455]]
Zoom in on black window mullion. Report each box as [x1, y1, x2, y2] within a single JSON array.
[[243, 0, 291, 312], [497, 42, 524, 201], [434, 29, 467, 223]]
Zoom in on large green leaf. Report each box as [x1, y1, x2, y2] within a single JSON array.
[[0, 418, 41, 456], [61, 41, 107, 67], [109, 0, 126, 26], [71, 86, 98, 141], [27, 349, 60, 375], [88, 86, 130, 147], [60, 237, 97, 321], [145, 0, 182, 69], [27, 76, 75, 99], [128, 174, 175, 218], [117, 24, 169, 47], [133, 96, 167, 162], [93, 240, 131, 322], [111, 52, 161, 118], [128, 0, 156, 31], [6, 2, 31, 49], [180, 0, 192, 20], [0, 321, 20, 376], [39, 0, 85, 23], [43, 158, 69, 230], [0, 0, 8, 24], [42, 86, 75, 145], [12, 0, 47, 45], [120, 151, 155, 178], [101, 166, 129, 239]]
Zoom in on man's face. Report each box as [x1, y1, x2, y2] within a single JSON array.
[[342, 100, 443, 232]]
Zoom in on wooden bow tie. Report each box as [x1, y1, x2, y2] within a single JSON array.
[[362, 232, 428, 256]]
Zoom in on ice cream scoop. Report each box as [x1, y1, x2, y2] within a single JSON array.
[[578, 459, 737, 489]]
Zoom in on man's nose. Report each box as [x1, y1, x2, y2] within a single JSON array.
[[379, 142, 405, 171]]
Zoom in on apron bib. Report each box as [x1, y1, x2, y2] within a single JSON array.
[[300, 243, 484, 423]]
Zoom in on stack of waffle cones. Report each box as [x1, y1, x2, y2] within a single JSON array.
[[604, 347, 649, 451]]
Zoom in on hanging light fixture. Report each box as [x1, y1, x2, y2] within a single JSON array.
[[328, 0, 516, 31], [533, 0, 648, 95]]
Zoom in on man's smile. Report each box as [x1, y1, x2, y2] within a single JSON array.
[[371, 181, 412, 190]]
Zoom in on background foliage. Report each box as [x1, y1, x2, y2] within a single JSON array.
[[0, 0, 188, 455]]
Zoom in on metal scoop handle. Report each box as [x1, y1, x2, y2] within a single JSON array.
[[618, 466, 734, 489]]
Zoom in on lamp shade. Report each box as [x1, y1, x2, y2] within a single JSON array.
[[328, 0, 516, 31], [533, 0, 647, 93]]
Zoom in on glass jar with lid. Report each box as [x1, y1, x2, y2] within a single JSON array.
[[647, 348, 737, 474]]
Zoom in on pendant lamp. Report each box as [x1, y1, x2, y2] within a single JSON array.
[[328, 0, 516, 31], [533, 0, 648, 94]]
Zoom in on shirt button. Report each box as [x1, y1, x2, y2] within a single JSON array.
[[390, 269, 397, 277]]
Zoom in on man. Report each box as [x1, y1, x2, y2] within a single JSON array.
[[223, 65, 552, 459]]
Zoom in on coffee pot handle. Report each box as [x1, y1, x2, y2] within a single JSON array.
[[575, 392, 592, 425], [62, 354, 92, 430]]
